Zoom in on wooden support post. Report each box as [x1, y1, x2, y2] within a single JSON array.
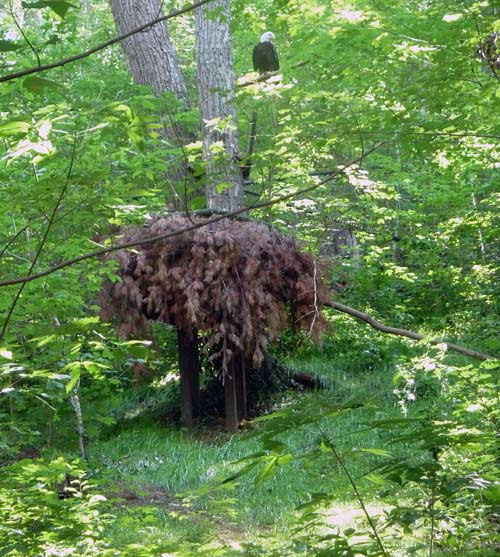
[[177, 328, 200, 428], [224, 362, 239, 433]]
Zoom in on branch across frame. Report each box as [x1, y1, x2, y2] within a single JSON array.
[[0, 0, 213, 84]]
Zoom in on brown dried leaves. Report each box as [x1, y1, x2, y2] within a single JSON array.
[[100, 216, 330, 375]]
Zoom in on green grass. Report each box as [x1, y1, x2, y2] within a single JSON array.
[[81, 344, 420, 554], [73, 337, 497, 555], [88, 352, 403, 521]]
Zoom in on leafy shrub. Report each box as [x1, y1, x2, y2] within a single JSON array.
[[0, 457, 110, 557]]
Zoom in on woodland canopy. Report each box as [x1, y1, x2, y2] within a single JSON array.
[[0, 1, 498, 556]]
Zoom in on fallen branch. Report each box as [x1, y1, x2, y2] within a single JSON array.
[[0, 0, 212, 84], [325, 300, 495, 361]]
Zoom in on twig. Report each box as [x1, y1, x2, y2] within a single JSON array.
[[318, 426, 389, 557], [8, 0, 41, 67], [0, 143, 385, 289], [0, 0, 213, 83], [325, 300, 494, 361], [0, 223, 36, 259], [0, 133, 77, 341]]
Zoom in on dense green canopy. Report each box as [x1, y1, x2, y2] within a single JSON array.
[[0, 1, 498, 555]]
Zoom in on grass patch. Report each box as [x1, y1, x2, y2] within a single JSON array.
[[84, 343, 415, 555], [68, 337, 497, 555]]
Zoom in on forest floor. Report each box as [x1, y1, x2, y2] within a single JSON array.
[[78, 349, 383, 553], [75, 340, 495, 556]]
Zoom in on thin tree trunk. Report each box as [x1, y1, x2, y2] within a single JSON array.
[[177, 327, 200, 427], [69, 382, 87, 460], [195, 0, 244, 211]]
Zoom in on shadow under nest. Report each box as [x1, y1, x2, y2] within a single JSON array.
[[100, 213, 330, 428], [162, 354, 322, 427]]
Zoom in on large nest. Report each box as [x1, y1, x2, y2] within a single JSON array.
[[100, 215, 330, 374]]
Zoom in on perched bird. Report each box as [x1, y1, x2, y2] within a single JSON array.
[[252, 32, 280, 74]]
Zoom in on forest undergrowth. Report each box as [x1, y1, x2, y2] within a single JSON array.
[[2, 316, 497, 557]]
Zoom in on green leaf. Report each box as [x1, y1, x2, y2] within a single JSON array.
[[0, 40, 24, 52], [216, 182, 233, 194], [22, 1, 77, 18], [344, 528, 356, 536], [189, 196, 206, 210], [483, 485, 500, 504], [255, 456, 278, 485], [0, 119, 30, 138], [222, 459, 262, 484], [32, 334, 57, 348], [262, 439, 287, 454], [353, 447, 392, 457], [23, 76, 64, 94], [65, 367, 81, 393]]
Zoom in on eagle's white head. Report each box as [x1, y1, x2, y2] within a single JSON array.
[[260, 31, 275, 43]]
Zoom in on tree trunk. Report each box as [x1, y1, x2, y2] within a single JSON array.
[[109, 0, 189, 104], [110, 0, 202, 424], [177, 328, 200, 428], [195, 0, 244, 212], [195, 1, 246, 429], [109, 0, 193, 190]]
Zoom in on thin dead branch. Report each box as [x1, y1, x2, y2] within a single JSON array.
[[0, 0, 213, 83]]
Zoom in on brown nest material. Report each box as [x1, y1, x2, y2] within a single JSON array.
[[100, 215, 330, 375]]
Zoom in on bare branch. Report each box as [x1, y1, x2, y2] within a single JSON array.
[[0, 142, 385, 289], [325, 300, 495, 361], [0, 0, 213, 84]]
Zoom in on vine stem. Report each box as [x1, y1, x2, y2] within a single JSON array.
[[429, 482, 436, 557], [318, 426, 390, 557], [0, 133, 77, 342]]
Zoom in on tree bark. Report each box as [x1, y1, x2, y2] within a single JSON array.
[[195, 0, 244, 211], [195, 0, 246, 430], [109, 0, 189, 104], [109, 0, 193, 190], [110, 0, 203, 422], [177, 328, 201, 427]]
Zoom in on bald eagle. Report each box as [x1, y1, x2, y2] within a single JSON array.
[[252, 32, 279, 74]]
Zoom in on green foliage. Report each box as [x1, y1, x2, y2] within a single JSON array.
[[0, 0, 498, 554], [218, 347, 499, 555], [0, 457, 110, 556]]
